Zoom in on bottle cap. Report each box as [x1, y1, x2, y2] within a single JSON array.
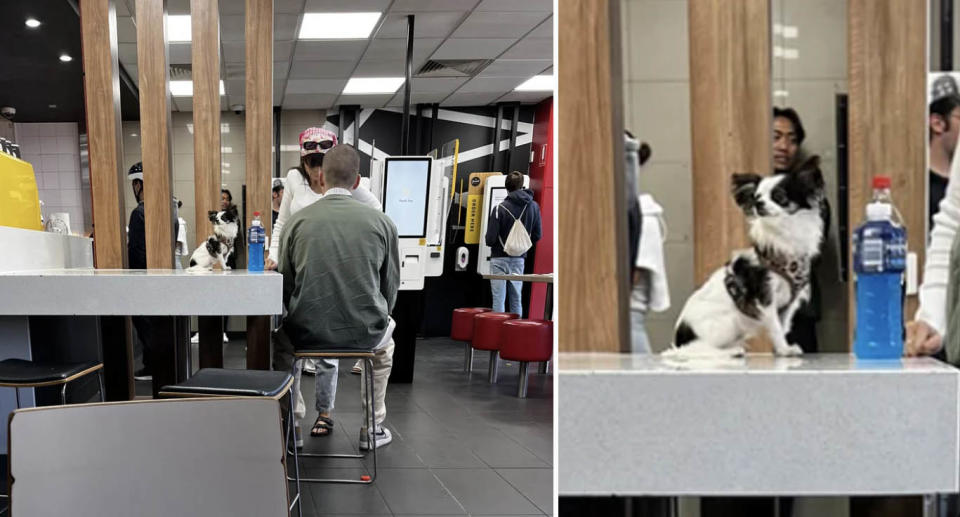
[[872, 176, 891, 189], [253, 211, 260, 216]]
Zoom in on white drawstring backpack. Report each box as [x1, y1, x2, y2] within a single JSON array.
[[497, 203, 533, 257]]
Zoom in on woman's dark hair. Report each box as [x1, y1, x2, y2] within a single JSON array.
[[505, 171, 525, 192], [221, 188, 232, 202], [931, 95, 960, 134], [773, 107, 805, 145], [295, 154, 325, 187]]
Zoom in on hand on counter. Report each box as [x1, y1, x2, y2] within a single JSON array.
[[905, 320, 943, 357], [264, 257, 278, 271]]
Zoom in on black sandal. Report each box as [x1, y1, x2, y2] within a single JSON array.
[[310, 415, 334, 437]]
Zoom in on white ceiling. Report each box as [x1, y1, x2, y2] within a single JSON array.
[[114, 0, 553, 112]]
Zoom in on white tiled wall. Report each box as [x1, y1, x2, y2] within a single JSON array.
[[14, 122, 85, 233]]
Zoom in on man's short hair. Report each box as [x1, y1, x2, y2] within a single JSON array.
[[505, 171, 524, 192], [931, 95, 960, 134], [773, 107, 805, 144], [221, 188, 233, 202], [321, 145, 360, 188]]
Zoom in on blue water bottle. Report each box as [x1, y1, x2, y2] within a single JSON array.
[[852, 176, 907, 359], [247, 212, 265, 272]]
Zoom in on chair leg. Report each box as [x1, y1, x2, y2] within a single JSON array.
[[539, 361, 549, 375], [60, 383, 67, 405], [365, 356, 377, 482], [488, 350, 499, 383], [287, 390, 303, 517], [14, 388, 19, 409], [98, 370, 106, 402], [517, 361, 529, 398], [463, 344, 473, 372], [285, 356, 373, 485]]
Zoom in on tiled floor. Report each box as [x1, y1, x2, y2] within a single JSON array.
[[137, 336, 554, 516]]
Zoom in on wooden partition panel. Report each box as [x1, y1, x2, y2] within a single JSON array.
[[245, 0, 272, 238], [557, 0, 629, 353], [191, 0, 222, 244], [79, 0, 134, 400], [136, 0, 176, 269], [79, 0, 127, 269], [688, 0, 772, 283], [848, 0, 926, 336]]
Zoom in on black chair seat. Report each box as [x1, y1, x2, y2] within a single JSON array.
[[0, 359, 101, 385], [161, 368, 293, 398]]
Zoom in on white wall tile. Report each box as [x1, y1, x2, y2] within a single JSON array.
[[40, 137, 59, 154], [19, 137, 40, 155], [56, 136, 77, 155], [55, 123, 77, 137], [40, 190, 60, 205], [40, 155, 59, 173], [43, 172, 59, 189], [17, 124, 39, 137], [39, 124, 56, 137], [60, 172, 80, 189]]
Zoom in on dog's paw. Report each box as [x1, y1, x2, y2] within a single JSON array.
[[776, 344, 804, 357]]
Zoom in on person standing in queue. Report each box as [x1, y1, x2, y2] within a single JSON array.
[[126, 162, 179, 380], [266, 127, 383, 446]]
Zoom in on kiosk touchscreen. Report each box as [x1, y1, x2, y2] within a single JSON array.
[[371, 156, 448, 290]]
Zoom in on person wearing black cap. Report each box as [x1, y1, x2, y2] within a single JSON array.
[[126, 162, 179, 380]]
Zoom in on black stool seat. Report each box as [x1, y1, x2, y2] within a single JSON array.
[[160, 368, 293, 398], [0, 359, 102, 386]]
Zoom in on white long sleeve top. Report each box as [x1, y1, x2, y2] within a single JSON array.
[[268, 167, 381, 261], [915, 149, 960, 337]]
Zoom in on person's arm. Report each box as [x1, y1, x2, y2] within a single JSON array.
[[381, 220, 400, 312], [909, 147, 960, 354], [484, 205, 500, 248], [268, 169, 298, 266], [127, 206, 146, 269], [530, 202, 543, 243], [351, 183, 382, 211], [279, 218, 297, 308]]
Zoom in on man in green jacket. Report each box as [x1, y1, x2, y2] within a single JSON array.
[[273, 144, 400, 450]]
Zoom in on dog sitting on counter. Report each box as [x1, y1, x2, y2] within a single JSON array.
[[187, 206, 239, 271], [662, 156, 825, 359]]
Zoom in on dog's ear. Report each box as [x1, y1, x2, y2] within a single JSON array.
[[638, 142, 652, 166], [731, 173, 762, 209], [207, 210, 218, 223], [793, 156, 825, 199], [221, 208, 237, 223]]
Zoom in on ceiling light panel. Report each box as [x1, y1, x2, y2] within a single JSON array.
[[298, 12, 382, 40]]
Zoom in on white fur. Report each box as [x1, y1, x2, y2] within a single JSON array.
[[663, 174, 823, 359]]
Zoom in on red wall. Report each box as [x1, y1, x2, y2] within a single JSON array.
[[528, 98, 554, 319]]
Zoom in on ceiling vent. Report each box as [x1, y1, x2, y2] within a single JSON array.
[[416, 59, 493, 78]]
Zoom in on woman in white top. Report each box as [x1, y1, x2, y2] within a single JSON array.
[[267, 126, 381, 441], [907, 139, 960, 357]]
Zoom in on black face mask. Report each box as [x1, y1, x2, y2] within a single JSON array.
[[304, 153, 324, 169]]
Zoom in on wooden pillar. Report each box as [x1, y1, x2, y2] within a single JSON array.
[[557, 0, 629, 353], [848, 2, 926, 515], [136, 0, 176, 269], [688, 0, 772, 283], [191, 0, 225, 367], [191, 0, 221, 244], [245, 0, 273, 369], [848, 0, 926, 339], [79, 0, 134, 401]]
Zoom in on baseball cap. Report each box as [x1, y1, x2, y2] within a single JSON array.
[[299, 127, 337, 157], [128, 162, 143, 181]]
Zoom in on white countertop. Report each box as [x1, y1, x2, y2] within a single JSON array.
[[0, 269, 282, 315], [559, 352, 960, 497]]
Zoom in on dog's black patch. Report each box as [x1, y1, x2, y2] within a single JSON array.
[[205, 237, 221, 257], [208, 210, 219, 223], [221, 206, 238, 223], [725, 256, 772, 320], [189, 258, 197, 267], [731, 173, 762, 212], [774, 156, 824, 210], [675, 321, 697, 347]]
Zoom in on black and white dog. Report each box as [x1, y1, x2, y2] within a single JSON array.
[[663, 157, 825, 358], [187, 207, 239, 271]]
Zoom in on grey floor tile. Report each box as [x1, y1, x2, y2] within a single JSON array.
[[459, 430, 550, 469], [432, 468, 543, 515], [299, 468, 392, 515], [495, 468, 554, 514], [401, 434, 488, 468], [375, 468, 467, 515]]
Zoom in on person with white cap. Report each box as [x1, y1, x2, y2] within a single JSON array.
[[267, 127, 383, 447]]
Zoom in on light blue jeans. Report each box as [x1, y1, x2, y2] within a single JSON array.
[[490, 257, 525, 315]]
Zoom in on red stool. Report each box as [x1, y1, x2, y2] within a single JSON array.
[[499, 319, 553, 398], [471, 312, 519, 382], [451, 308, 492, 372]]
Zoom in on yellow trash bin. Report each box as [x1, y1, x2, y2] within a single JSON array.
[[0, 152, 42, 231]]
